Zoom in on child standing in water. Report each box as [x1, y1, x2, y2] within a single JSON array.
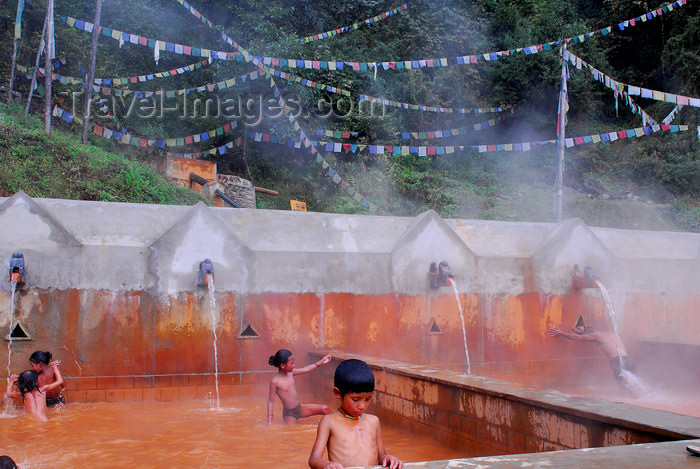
[[308, 359, 403, 469], [267, 349, 332, 424], [29, 351, 65, 407], [5, 360, 64, 422]]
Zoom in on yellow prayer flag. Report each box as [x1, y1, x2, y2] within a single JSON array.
[[290, 200, 307, 212]]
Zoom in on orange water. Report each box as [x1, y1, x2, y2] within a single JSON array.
[[0, 396, 465, 468]]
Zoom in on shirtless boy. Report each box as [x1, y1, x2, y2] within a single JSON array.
[[267, 349, 332, 424], [30, 351, 65, 407], [308, 359, 403, 469]]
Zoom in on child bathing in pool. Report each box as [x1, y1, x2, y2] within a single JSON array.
[[5, 361, 64, 422], [30, 351, 65, 407], [308, 359, 403, 469], [267, 349, 332, 424]]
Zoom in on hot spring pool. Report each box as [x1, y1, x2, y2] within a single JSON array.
[[0, 395, 465, 468]]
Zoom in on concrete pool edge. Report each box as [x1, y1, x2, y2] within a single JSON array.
[[309, 351, 700, 458], [385, 439, 700, 468]]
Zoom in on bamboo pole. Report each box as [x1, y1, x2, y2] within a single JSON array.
[[555, 42, 568, 223], [8, 41, 18, 104], [26, 13, 49, 115], [43, 0, 54, 136], [242, 131, 252, 181], [7, 0, 23, 104]]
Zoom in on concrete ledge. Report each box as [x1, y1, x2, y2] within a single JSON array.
[[374, 439, 700, 468]]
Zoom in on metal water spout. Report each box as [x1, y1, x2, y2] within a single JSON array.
[[429, 261, 454, 288], [197, 259, 215, 287], [8, 252, 26, 286], [572, 264, 598, 289]]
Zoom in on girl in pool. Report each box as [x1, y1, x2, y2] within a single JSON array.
[[5, 360, 64, 422], [267, 349, 332, 424], [29, 351, 65, 407]]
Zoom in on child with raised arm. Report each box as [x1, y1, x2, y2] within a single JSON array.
[[5, 360, 64, 422], [268, 349, 333, 425], [308, 359, 403, 469], [29, 351, 65, 407]]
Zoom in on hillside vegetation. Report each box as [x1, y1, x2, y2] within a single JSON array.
[[0, 103, 206, 205], [0, 0, 698, 230]]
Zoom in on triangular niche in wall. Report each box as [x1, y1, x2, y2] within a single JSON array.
[[239, 322, 259, 338], [5, 321, 31, 340]]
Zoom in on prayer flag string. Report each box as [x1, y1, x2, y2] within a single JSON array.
[[564, 50, 700, 109], [298, 3, 409, 43], [80, 0, 683, 70], [58, 0, 687, 73], [57, 15, 506, 115]]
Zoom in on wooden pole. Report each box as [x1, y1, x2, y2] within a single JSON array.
[[7, 0, 24, 104], [555, 42, 568, 223], [26, 12, 49, 115], [242, 131, 252, 181], [43, 0, 54, 136], [254, 187, 279, 196], [8, 40, 18, 103], [82, 0, 102, 144]]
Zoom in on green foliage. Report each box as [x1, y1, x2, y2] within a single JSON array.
[[670, 197, 700, 232], [0, 0, 697, 231], [0, 103, 207, 205]]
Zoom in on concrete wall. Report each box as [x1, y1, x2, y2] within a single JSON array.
[[1, 193, 699, 390], [309, 352, 700, 456]]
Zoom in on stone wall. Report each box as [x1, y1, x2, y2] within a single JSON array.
[[309, 352, 700, 455], [217, 174, 256, 208], [0, 193, 698, 389]]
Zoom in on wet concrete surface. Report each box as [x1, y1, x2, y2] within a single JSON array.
[[362, 439, 700, 468]]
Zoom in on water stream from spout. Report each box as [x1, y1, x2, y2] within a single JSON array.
[[593, 279, 625, 357], [594, 278, 649, 396], [6, 276, 17, 378], [206, 276, 221, 409], [2, 278, 18, 417], [448, 278, 471, 375]]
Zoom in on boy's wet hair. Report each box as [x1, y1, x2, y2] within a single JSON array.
[[29, 350, 52, 365], [0, 455, 17, 469], [17, 370, 40, 398], [268, 349, 292, 368], [334, 359, 374, 396]]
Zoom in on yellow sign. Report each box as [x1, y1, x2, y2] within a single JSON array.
[[290, 200, 307, 212]]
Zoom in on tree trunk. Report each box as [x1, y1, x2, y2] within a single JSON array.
[[82, 0, 102, 144]]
